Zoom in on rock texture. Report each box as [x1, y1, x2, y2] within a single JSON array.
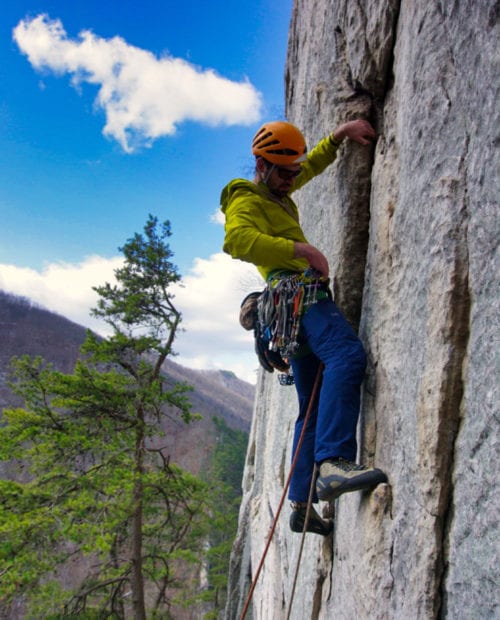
[[226, 1, 499, 618]]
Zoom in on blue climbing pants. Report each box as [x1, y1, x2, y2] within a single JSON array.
[[288, 299, 367, 502]]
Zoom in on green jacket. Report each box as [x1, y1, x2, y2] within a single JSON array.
[[220, 134, 341, 280]]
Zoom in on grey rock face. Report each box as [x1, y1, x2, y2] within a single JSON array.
[[226, 1, 499, 618]]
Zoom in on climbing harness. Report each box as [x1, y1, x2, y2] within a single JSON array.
[[239, 364, 325, 620], [238, 270, 330, 381], [257, 269, 330, 359]]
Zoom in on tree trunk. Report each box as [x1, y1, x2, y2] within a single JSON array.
[[131, 411, 146, 620]]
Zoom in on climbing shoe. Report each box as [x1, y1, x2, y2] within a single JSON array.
[[289, 502, 333, 536], [316, 458, 388, 502]]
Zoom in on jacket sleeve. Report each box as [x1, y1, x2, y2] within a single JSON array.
[[223, 195, 297, 267], [292, 134, 340, 191]]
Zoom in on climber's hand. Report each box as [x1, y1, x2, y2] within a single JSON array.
[[294, 242, 329, 277], [333, 119, 376, 145]]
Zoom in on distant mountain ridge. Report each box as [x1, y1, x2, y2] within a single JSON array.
[[0, 290, 254, 472]]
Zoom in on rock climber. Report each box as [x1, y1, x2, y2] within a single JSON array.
[[220, 119, 388, 536]]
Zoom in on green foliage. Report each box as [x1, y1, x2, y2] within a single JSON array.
[[210, 416, 248, 497], [0, 216, 213, 619], [198, 417, 248, 616], [92, 216, 181, 349]]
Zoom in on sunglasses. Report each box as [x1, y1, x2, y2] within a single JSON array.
[[274, 166, 302, 180]]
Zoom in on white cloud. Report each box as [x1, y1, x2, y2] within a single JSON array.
[[13, 14, 262, 152], [0, 256, 123, 333], [171, 253, 263, 382], [0, 253, 263, 384], [210, 208, 225, 226]]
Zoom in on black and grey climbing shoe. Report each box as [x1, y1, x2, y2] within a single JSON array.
[[316, 458, 387, 502], [289, 502, 333, 536]]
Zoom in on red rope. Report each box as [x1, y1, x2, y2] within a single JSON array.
[[286, 463, 318, 619], [239, 364, 324, 620]]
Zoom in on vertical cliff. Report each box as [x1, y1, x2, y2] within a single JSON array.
[[226, 1, 498, 618]]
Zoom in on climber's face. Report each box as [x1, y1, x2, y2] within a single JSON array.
[[258, 159, 302, 197]]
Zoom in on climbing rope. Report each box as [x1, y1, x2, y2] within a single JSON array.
[[286, 463, 319, 620], [239, 364, 324, 620]]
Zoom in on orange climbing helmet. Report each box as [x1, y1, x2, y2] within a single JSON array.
[[251, 121, 308, 165]]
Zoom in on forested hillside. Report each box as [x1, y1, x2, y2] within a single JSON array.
[[0, 290, 254, 474], [0, 288, 255, 618]]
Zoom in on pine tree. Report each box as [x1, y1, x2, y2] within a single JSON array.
[[0, 216, 209, 619]]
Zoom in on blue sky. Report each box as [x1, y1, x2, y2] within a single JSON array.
[[0, 0, 293, 383]]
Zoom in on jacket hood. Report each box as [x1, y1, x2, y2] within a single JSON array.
[[220, 178, 263, 213]]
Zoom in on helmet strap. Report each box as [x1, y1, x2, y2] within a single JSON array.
[[263, 163, 275, 184], [255, 157, 275, 186]]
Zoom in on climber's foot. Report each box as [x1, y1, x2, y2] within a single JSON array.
[[289, 502, 333, 536], [316, 458, 387, 502]]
